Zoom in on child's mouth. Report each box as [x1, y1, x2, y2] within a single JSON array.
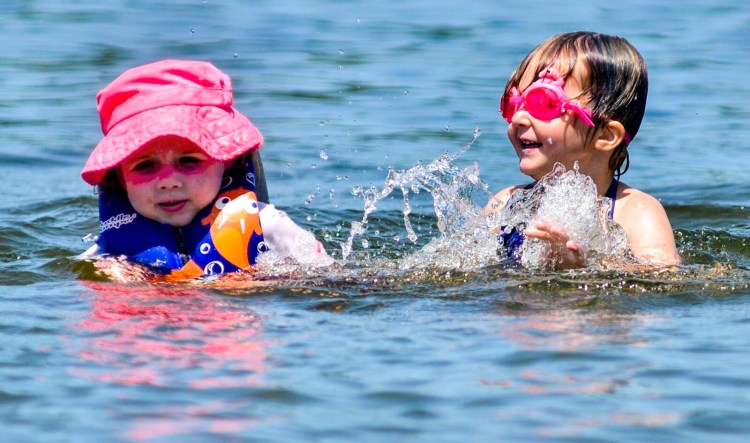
[[159, 200, 187, 213], [520, 140, 543, 150]]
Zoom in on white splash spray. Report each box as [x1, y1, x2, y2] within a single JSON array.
[[344, 133, 630, 271], [498, 162, 630, 269]]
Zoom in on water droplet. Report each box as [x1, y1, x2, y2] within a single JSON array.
[[338, 49, 345, 55], [328, 188, 337, 208], [310, 163, 317, 169], [319, 120, 326, 126], [547, 137, 553, 144], [319, 150, 329, 160], [444, 125, 451, 131], [233, 53, 238, 59], [403, 90, 409, 95]]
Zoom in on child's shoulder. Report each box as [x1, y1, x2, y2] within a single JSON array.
[[615, 181, 668, 215], [614, 181, 681, 265], [484, 183, 531, 214]]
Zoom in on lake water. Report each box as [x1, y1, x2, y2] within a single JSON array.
[[2, 1, 750, 442]]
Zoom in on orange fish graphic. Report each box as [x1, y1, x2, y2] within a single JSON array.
[[201, 188, 249, 226], [209, 192, 263, 270], [159, 192, 264, 282]]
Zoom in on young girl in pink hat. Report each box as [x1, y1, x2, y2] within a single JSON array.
[[81, 59, 330, 281], [485, 31, 681, 269]]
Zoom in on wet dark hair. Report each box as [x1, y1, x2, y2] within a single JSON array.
[[503, 31, 648, 178]]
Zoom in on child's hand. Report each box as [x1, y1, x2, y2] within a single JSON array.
[[525, 221, 586, 269]]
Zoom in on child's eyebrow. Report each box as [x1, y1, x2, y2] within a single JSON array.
[[126, 153, 155, 163]]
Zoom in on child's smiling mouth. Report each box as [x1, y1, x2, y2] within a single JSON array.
[[159, 200, 187, 213], [519, 139, 543, 151]]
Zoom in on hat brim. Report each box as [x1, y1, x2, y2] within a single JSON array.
[[82, 105, 263, 185]]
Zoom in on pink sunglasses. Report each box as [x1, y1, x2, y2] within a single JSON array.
[[500, 68, 595, 126]]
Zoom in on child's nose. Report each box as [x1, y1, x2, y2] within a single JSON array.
[[511, 106, 532, 125], [155, 167, 183, 189]]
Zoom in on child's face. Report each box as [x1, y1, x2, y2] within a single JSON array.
[[505, 63, 595, 181], [119, 136, 226, 227]]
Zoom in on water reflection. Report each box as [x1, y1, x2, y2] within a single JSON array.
[[486, 303, 681, 438], [498, 309, 649, 353], [71, 282, 269, 439]]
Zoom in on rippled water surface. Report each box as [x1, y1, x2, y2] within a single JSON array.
[[2, 1, 750, 442]]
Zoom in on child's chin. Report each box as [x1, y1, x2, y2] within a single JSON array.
[[518, 163, 548, 179], [153, 212, 196, 227]]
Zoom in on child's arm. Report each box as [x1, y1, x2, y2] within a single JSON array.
[[483, 185, 517, 215], [258, 203, 332, 265], [614, 186, 681, 266]]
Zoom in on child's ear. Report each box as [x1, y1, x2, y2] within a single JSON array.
[[594, 120, 627, 153]]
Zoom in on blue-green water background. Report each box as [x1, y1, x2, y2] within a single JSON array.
[[2, 1, 750, 442]]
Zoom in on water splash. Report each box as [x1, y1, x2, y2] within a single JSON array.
[[342, 128, 493, 262], [344, 131, 631, 271], [497, 162, 630, 269]]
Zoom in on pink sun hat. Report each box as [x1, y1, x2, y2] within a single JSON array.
[[81, 59, 264, 185]]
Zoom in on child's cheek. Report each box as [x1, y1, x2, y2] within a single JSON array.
[[121, 171, 154, 186]]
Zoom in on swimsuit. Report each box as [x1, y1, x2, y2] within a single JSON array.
[[96, 156, 267, 280], [499, 178, 618, 260]]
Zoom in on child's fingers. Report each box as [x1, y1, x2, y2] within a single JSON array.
[[563, 242, 586, 268], [527, 222, 570, 243], [528, 225, 586, 268]]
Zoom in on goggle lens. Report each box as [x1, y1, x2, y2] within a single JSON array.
[[523, 87, 562, 121]]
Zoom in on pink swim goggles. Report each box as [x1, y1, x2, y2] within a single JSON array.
[[500, 68, 595, 126]]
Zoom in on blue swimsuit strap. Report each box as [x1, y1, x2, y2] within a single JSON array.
[[604, 178, 618, 219]]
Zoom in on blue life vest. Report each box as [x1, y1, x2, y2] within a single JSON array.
[[96, 156, 267, 279]]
